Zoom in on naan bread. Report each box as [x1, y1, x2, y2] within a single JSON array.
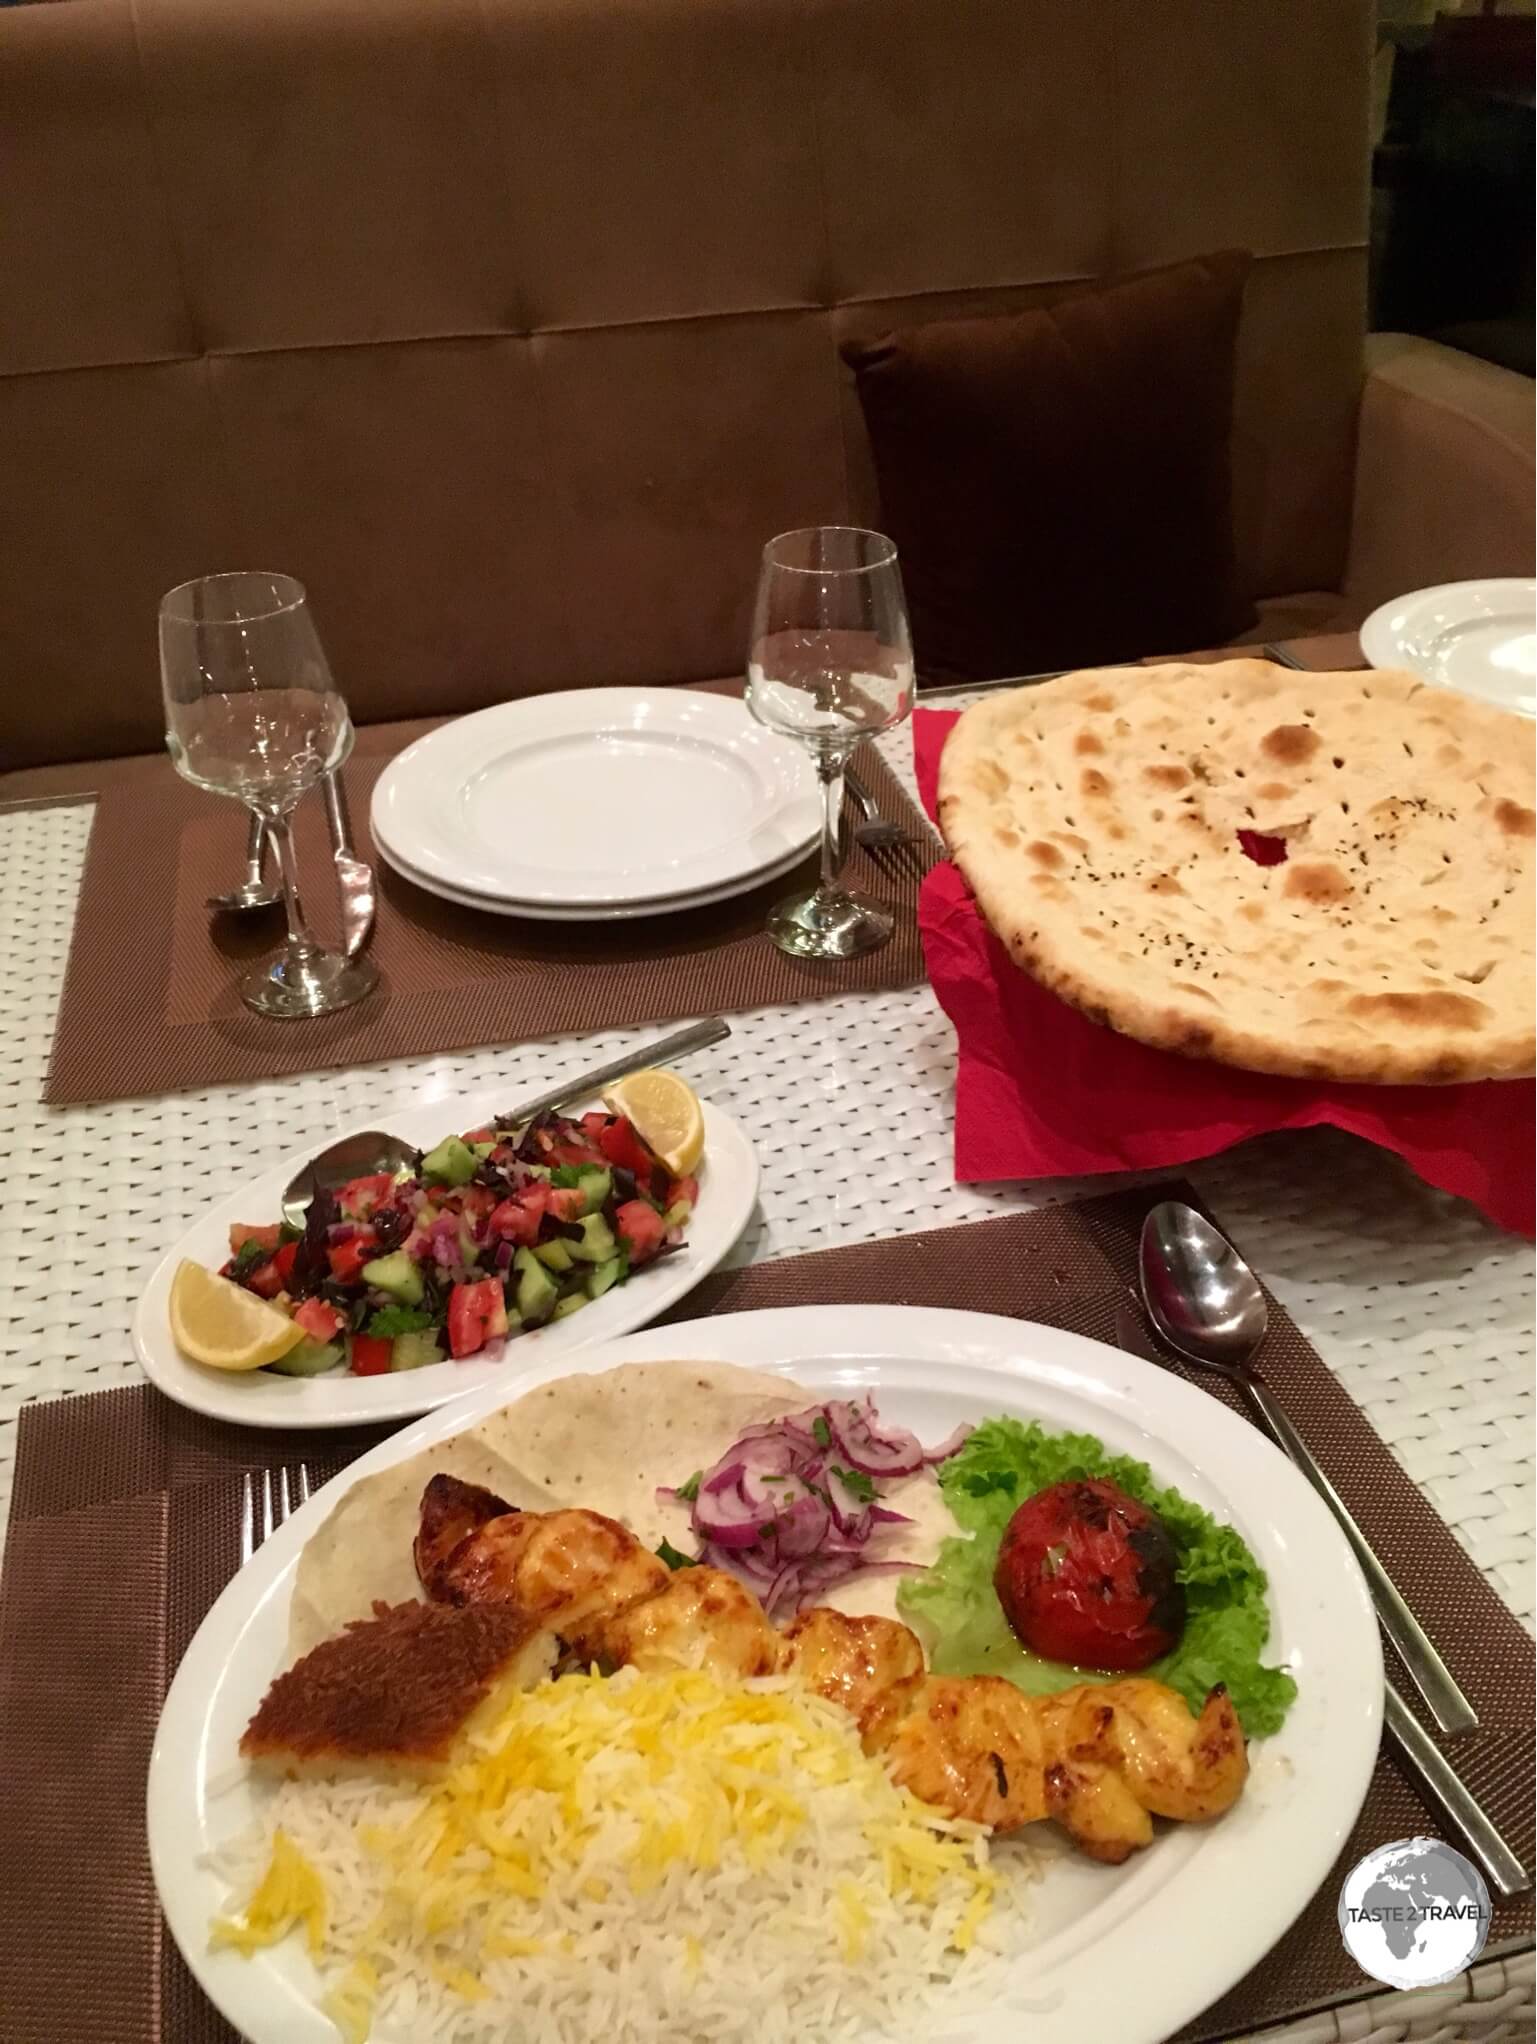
[[289, 1361, 956, 1657], [937, 660, 1535, 1085]]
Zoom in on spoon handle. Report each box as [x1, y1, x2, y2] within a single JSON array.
[[500, 1018, 732, 1130], [1240, 1373, 1479, 1738], [1383, 1687, 1530, 1898]]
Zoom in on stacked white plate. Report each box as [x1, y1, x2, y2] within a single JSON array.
[[371, 689, 822, 920], [1361, 577, 1537, 719]]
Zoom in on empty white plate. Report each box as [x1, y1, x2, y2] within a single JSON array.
[[1361, 578, 1537, 718], [372, 690, 821, 910], [377, 826, 815, 922]]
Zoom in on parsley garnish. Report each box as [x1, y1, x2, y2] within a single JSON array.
[[365, 1303, 439, 1338], [831, 1465, 876, 1504], [811, 1414, 832, 1449], [655, 1539, 698, 1572], [549, 1164, 585, 1189], [959, 1469, 1018, 1500], [675, 1470, 702, 1504], [230, 1239, 270, 1278]]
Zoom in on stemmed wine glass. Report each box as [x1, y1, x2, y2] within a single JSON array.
[[160, 573, 379, 1019], [746, 527, 915, 958]]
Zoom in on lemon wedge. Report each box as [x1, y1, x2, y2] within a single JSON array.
[[601, 1068, 705, 1177], [168, 1260, 306, 1372]]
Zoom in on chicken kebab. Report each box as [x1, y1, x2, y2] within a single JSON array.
[[413, 1472, 1248, 1864]]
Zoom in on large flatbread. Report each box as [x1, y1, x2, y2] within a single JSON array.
[[937, 660, 1535, 1085], [289, 1361, 955, 1657]]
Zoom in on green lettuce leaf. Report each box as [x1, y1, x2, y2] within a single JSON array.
[[897, 1417, 1297, 1738]]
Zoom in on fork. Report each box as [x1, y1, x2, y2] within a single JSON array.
[[843, 769, 935, 868], [240, 1463, 314, 1563]]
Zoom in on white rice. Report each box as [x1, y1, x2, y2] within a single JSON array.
[[208, 1667, 1048, 2043]]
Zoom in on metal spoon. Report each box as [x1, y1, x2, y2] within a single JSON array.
[[206, 812, 282, 913], [1115, 1268, 1529, 1900], [279, 1015, 732, 1227], [1138, 1200, 1478, 1738]]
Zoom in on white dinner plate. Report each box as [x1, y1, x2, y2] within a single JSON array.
[[148, 1303, 1382, 2044], [131, 1091, 758, 1429], [377, 823, 814, 923], [371, 689, 821, 908], [1361, 578, 1537, 718]]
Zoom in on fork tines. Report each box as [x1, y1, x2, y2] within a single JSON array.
[[239, 1462, 314, 1563]]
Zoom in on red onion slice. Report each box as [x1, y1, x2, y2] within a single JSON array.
[[825, 1396, 927, 1478]]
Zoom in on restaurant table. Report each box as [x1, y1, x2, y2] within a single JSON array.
[[1, 646, 1532, 2044]]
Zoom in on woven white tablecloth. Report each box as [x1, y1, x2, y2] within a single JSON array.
[[0, 725, 1531, 2044]]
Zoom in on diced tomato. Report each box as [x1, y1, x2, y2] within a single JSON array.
[[247, 1240, 299, 1298], [464, 1126, 496, 1145], [335, 1173, 395, 1223], [326, 1229, 378, 1285], [349, 1333, 394, 1376], [458, 1183, 497, 1219], [229, 1222, 281, 1258], [594, 1115, 657, 1183], [615, 1198, 666, 1265], [547, 1185, 587, 1224], [580, 1112, 611, 1143], [294, 1296, 346, 1344], [489, 1194, 542, 1246], [447, 1277, 509, 1359], [673, 1175, 699, 1210]]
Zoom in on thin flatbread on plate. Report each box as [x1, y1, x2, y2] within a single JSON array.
[[937, 659, 1536, 1085], [290, 1361, 955, 1656]]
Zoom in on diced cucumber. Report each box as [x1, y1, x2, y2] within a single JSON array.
[[420, 1135, 478, 1187], [575, 1166, 612, 1215], [568, 1212, 618, 1265], [533, 1237, 576, 1273], [362, 1250, 425, 1306], [552, 1290, 589, 1321], [585, 1256, 624, 1302], [266, 1337, 344, 1378], [662, 1198, 693, 1229], [513, 1245, 560, 1325], [389, 1329, 445, 1372], [469, 1138, 498, 1161]]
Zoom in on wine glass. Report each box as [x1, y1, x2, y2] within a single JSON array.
[[746, 527, 915, 958], [160, 572, 379, 1019]]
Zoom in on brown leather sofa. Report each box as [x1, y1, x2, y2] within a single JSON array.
[[3, 0, 1533, 789]]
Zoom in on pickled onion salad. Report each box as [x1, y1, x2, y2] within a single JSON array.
[[658, 1396, 971, 1615]]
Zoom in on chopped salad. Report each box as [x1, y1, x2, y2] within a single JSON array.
[[217, 1110, 699, 1377]]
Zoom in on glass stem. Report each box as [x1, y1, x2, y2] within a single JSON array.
[[265, 811, 318, 961], [816, 753, 850, 895]]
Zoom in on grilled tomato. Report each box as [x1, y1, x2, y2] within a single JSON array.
[[993, 1476, 1185, 1672]]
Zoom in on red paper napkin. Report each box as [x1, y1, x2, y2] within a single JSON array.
[[914, 708, 1535, 1236]]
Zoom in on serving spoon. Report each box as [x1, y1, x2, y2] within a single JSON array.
[[1138, 1200, 1478, 1739], [279, 1015, 732, 1228]]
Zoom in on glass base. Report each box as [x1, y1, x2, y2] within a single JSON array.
[[766, 884, 894, 960], [241, 945, 379, 1019]]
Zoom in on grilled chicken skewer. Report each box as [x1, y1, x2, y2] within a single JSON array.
[[414, 1475, 1247, 1864]]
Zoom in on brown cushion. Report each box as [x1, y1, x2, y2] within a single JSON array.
[[842, 252, 1256, 683]]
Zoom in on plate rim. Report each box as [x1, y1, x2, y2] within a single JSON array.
[[374, 826, 817, 922], [147, 1301, 1384, 2044], [370, 688, 821, 906], [130, 1093, 759, 1430], [1360, 577, 1537, 714]]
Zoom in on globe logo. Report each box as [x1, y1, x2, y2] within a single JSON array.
[[1338, 1836, 1492, 1989]]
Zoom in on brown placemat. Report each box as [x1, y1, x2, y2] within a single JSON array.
[[1, 1187, 1530, 2043], [44, 722, 935, 1107]]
